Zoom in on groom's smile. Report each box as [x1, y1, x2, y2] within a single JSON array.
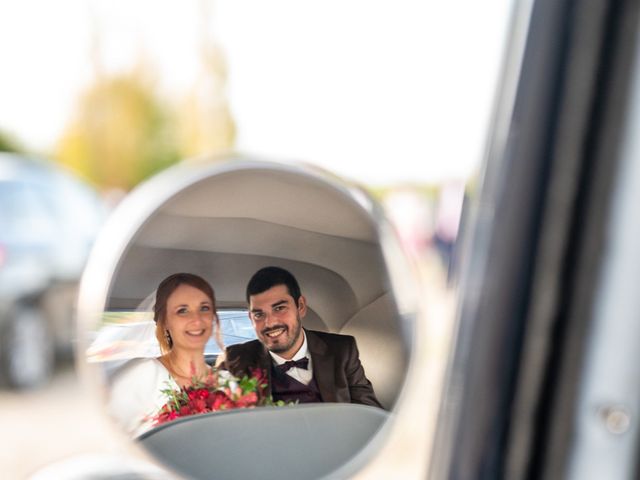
[[264, 326, 287, 338]]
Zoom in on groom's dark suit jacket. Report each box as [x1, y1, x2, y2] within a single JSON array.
[[224, 329, 383, 409]]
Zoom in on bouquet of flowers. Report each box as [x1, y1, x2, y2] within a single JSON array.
[[151, 367, 280, 427]]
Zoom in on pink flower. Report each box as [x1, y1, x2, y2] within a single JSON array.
[[210, 391, 233, 410], [236, 391, 258, 407]]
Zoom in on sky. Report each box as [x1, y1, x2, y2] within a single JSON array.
[[0, 0, 513, 186]]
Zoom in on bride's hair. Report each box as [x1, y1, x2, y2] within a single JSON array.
[[153, 273, 223, 354]]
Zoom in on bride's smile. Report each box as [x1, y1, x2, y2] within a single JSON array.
[[165, 284, 215, 350], [185, 329, 207, 336]]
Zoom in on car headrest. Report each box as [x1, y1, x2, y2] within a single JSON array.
[[139, 403, 389, 480]]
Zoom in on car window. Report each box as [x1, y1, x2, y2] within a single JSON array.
[[87, 309, 256, 363], [0, 181, 56, 238], [49, 170, 109, 239], [219, 310, 256, 343]]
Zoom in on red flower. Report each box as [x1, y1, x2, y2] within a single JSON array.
[[236, 391, 258, 408], [187, 390, 199, 401], [193, 398, 207, 413], [249, 367, 267, 386], [210, 391, 233, 410], [151, 367, 275, 428]]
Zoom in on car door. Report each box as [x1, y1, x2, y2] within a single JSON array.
[[0, 178, 57, 298], [429, 0, 640, 478]]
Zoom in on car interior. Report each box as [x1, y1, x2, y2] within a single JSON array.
[[81, 159, 415, 479]]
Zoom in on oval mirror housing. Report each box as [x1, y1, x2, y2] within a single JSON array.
[[77, 156, 420, 479]]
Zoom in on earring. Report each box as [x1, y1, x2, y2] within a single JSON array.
[[165, 330, 173, 348]]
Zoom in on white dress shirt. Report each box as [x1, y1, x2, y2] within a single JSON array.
[[269, 330, 313, 385]]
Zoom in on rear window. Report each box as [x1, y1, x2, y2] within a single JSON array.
[[0, 181, 55, 235], [87, 309, 256, 363]]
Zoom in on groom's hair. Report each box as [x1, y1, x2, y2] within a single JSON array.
[[246, 266, 302, 306]]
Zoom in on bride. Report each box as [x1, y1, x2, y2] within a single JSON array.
[[108, 273, 223, 437]]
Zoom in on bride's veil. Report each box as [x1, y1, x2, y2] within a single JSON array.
[[86, 290, 160, 363], [129, 290, 162, 357], [87, 287, 224, 364]]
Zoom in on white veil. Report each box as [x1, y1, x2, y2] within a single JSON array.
[[86, 291, 161, 363], [86, 288, 223, 363]]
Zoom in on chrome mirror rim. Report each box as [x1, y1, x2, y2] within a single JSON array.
[[75, 154, 425, 477]]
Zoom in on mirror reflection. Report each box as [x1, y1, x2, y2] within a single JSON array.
[[81, 159, 413, 478]]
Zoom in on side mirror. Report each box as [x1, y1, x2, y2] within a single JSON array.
[[77, 156, 423, 479]]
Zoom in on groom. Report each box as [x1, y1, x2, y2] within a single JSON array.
[[224, 266, 382, 408]]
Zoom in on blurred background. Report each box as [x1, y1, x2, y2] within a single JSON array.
[[0, 0, 512, 476]]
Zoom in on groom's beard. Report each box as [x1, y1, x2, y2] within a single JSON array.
[[260, 316, 303, 356]]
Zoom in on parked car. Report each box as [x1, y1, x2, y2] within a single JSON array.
[[0, 153, 108, 389]]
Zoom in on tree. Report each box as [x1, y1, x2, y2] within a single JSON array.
[[56, 64, 180, 191], [176, 27, 236, 158], [56, 3, 237, 192], [0, 130, 23, 153]]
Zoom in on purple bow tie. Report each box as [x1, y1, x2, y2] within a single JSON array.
[[276, 357, 309, 372]]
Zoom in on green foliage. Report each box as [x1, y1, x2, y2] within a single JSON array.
[[55, 45, 236, 193], [56, 70, 181, 191], [159, 380, 189, 411], [238, 373, 261, 394], [264, 398, 293, 407], [0, 130, 23, 153]]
